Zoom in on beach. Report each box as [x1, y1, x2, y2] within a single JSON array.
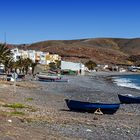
[[0, 72, 140, 140]]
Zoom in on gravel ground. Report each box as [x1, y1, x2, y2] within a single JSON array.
[[0, 72, 140, 140]]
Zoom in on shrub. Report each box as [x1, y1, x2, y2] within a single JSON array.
[[85, 60, 97, 70]]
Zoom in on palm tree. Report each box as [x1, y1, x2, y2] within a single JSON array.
[[0, 44, 38, 75], [15, 58, 33, 74], [23, 58, 32, 74], [3, 57, 14, 73], [0, 44, 13, 73], [31, 62, 37, 74], [14, 58, 24, 73]]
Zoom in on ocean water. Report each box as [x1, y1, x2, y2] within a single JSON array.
[[113, 74, 140, 90]]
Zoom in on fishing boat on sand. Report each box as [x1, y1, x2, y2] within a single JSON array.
[[118, 94, 140, 104], [65, 99, 120, 114], [37, 74, 68, 82], [38, 77, 68, 82], [37, 74, 60, 80]]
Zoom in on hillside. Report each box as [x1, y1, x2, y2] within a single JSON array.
[[10, 38, 140, 65]]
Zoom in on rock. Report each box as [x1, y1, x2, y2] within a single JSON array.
[[8, 119, 12, 123], [86, 129, 92, 132], [93, 116, 98, 120]]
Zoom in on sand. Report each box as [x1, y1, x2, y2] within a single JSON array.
[[0, 72, 140, 140]]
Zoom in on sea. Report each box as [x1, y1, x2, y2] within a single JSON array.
[[112, 74, 140, 90]]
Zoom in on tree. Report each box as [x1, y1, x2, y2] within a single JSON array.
[[49, 62, 57, 70], [0, 44, 13, 73], [3, 57, 14, 73], [22, 58, 32, 74], [13, 58, 34, 74], [85, 60, 97, 70], [14, 58, 24, 73], [55, 60, 61, 69], [0, 44, 37, 74], [31, 62, 37, 74], [0, 44, 12, 62]]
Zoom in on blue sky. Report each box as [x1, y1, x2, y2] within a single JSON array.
[[0, 0, 140, 44]]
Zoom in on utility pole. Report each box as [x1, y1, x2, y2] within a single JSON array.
[[4, 32, 6, 44]]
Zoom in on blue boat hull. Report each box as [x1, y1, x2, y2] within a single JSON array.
[[65, 99, 120, 114], [118, 94, 140, 104]]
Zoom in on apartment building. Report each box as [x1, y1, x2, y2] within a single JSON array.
[[11, 48, 61, 65]]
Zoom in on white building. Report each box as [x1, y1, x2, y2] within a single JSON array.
[[0, 64, 4, 73], [39, 52, 48, 64], [11, 48, 21, 61], [35, 51, 43, 62], [61, 61, 85, 75], [19, 50, 28, 59], [11, 48, 61, 65], [28, 50, 36, 62]]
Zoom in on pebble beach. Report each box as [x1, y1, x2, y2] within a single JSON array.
[[0, 72, 140, 140]]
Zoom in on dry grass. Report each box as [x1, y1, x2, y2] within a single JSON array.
[[0, 81, 39, 89]]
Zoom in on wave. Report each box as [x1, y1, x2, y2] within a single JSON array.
[[113, 77, 140, 90]]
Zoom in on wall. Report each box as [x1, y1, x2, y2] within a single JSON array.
[[61, 61, 85, 75]]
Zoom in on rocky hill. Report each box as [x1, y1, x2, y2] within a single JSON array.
[[9, 38, 140, 65]]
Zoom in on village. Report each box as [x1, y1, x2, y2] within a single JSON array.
[[0, 46, 140, 82], [1, 0, 140, 139], [0, 47, 86, 80], [0, 46, 140, 140]]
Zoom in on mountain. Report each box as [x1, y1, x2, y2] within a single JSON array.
[[8, 38, 140, 65]]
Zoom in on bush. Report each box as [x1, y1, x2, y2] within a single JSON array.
[[49, 62, 57, 70], [3, 103, 26, 109], [85, 60, 97, 70]]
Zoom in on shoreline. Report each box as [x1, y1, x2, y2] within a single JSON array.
[[87, 71, 140, 76], [89, 71, 140, 93]]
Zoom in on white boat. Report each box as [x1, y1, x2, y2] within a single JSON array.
[[37, 74, 68, 82], [37, 74, 61, 80]]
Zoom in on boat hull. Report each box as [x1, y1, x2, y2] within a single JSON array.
[[38, 78, 68, 82], [65, 99, 120, 114], [37, 74, 68, 82], [37, 74, 60, 80], [118, 94, 140, 104]]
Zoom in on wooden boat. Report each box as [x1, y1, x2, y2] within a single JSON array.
[[118, 94, 140, 104], [38, 78, 68, 82], [65, 99, 120, 114], [37, 74, 61, 80], [37, 74, 68, 82]]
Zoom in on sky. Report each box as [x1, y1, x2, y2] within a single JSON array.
[[0, 0, 140, 44]]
